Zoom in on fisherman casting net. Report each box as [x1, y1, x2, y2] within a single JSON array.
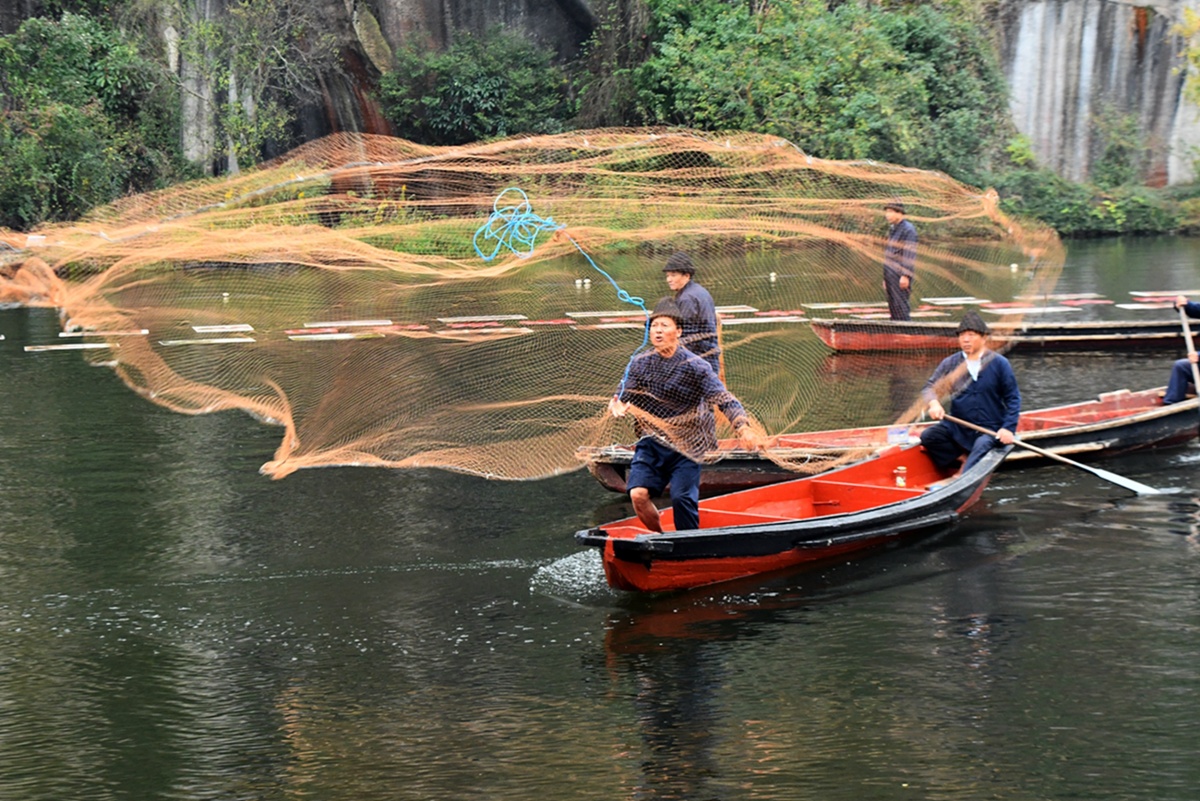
[[0, 129, 1063, 479]]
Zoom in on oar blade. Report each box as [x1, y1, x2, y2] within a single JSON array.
[[943, 413, 1165, 496], [1083, 464, 1162, 496]]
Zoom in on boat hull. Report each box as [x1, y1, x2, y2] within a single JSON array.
[[577, 444, 1005, 593], [582, 388, 1198, 495], [810, 318, 1185, 353]]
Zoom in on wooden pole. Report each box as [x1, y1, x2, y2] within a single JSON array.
[[1178, 305, 1200, 404]]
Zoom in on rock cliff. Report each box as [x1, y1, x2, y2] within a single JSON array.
[[293, 0, 597, 140], [997, 0, 1200, 185]]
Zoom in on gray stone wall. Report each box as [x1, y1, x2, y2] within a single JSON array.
[[997, 0, 1200, 185]]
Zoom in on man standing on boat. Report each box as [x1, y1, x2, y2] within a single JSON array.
[[919, 311, 1020, 471], [608, 297, 763, 532], [1162, 294, 1200, 404], [662, 252, 722, 375], [882, 201, 917, 321]]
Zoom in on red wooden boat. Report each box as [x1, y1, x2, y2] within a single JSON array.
[[580, 387, 1198, 495], [575, 443, 1008, 593], [809, 318, 1185, 352]]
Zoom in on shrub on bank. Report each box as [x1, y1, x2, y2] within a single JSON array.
[[377, 31, 576, 146], [0, 13, 193, 231], [987, 168, 1182, 237]]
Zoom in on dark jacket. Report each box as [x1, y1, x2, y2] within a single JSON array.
[[883, 219, 917, 280], [922, 349, 1021, 450], [674, 280, 720, 370]]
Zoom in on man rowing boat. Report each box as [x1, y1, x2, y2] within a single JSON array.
[[1163, 294, 1200, 404], [919, 311, 1021, 471]]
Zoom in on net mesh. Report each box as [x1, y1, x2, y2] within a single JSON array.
[[0, 128, 1063, 480]]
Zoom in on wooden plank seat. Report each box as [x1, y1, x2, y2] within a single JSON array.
[[808, 480, 925, 514]]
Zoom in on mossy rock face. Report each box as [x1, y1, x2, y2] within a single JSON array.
[[352, 4, 394, 75]]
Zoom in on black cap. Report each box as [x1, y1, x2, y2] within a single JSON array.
[[884, 200, 906, 214], [662, 252, 695, 275], [955, 311, 990, 335], [648, 296, 684, 325]]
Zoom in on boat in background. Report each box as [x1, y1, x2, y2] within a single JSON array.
[[809, 318, 1185, 352], [576, 443, 1008, 594], [580, 387, 1199, 495]]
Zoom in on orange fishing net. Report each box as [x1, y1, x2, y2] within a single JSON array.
[[0, 129, 1063, 479]]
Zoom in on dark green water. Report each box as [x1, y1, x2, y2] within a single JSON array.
[[2, 237, 1199, 800]]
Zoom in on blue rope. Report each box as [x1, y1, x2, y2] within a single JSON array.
[[472, 188, 563, 261], [473, 187, 650, 397], [563, 237, 650, 398]]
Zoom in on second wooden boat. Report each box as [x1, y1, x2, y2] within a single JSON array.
[[809, 318, 1184, 352], [579, 387, 1199, 495]]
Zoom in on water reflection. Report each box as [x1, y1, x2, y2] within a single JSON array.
[[596, 521, 1031, 799], [5, 239, 1200, 801], [1162, 496, 1200, 540], [613, 638, 724, 800], [818, 352, 939, 422], [602, 578, 813, 800]]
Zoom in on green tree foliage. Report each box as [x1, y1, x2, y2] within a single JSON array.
[[0, 12, 191, 230], [24, 1, 119, 17], [628, 0, 1008, 181], [0, 104, 121, 230], [377, 31, 577, 145], [0, 2, 1188, 236]]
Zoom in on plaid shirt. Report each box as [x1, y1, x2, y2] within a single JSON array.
[[619, 346, 747, 458]]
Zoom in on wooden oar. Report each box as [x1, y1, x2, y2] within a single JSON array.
[[942, 413, 1162, 496], [1178, 305, 1200, 404]]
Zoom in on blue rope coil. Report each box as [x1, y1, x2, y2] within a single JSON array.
[[472, 188, 563, 262], [473, 187, 651, 397]]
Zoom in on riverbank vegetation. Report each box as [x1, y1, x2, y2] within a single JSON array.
[[0, 12, 195, 230], [0, 1, 1195, 237]]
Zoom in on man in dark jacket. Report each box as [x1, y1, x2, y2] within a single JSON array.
[[1163, 294, 1200, 404], [882, 201, 917, 321], [919, 311, 1021, 471], [609, 296, 762, 532], [662, 252, 721, 374]]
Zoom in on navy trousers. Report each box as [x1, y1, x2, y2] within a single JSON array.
[[1164, 358, 1195, 404], [626, 437, 703, 531], [884, 274, 911, 321], [919, 422, 997, 472]]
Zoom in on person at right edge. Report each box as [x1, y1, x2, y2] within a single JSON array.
[[919, 311, 1020, 472], [882, 200, 917, 321], [1163, 294, 1200, 404]]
